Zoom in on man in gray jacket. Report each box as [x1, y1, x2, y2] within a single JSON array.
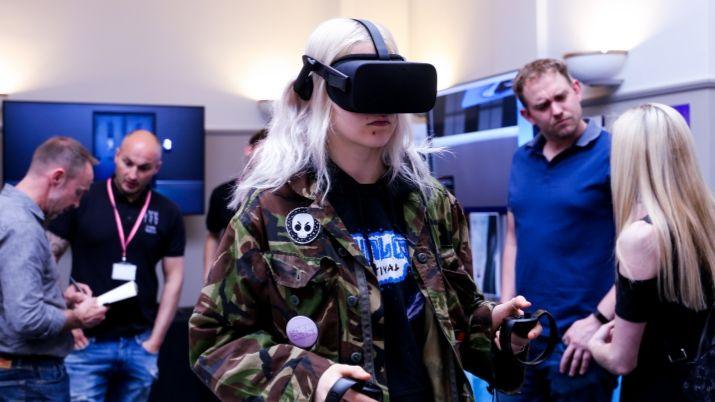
[[0, 136, 107, 401]]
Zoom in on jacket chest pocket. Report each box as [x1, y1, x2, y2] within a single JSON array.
[[267, 252, 340, 356], [267, 252, 338, 317]]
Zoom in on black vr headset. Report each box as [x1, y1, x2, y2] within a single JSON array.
[[292, 19, 437, 114]]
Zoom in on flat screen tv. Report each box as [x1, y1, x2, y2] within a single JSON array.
[[2, 100, 205, 214]]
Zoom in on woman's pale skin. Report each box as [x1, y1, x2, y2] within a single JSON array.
[[313, 41, 542, 401], [588, 208, 658, 375]]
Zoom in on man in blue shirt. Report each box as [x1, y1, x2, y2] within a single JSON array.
[[500, 59, 617, 401]]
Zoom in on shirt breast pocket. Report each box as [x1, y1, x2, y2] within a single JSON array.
[[266, 252, 340, 354], [267, 252, 338, 317]]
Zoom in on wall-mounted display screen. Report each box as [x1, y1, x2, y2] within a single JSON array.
[[2, 100, 205, 214]]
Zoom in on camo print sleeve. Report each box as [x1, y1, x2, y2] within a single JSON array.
[[189, 192, 332, 402], [445, 192, 524, 393]]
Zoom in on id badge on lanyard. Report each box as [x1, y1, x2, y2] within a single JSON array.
[[107, 178, 151, 282], [112, 262, 138, 281]]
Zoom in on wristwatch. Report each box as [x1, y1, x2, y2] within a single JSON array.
[[592, 309, 610, 324]]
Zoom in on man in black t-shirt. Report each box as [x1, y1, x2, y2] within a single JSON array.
[[203, 128, 266, 280], [48, 130, 185, 402]]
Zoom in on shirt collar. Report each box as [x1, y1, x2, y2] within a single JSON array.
[[575, 118, 603, 147], [2, 184, 45, 222], [110, 176, 151, 205], [526, 118, 603, 152]]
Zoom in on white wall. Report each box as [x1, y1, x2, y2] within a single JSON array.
[[545, 0, 712, 95], [710, 1, 715, 77], [1, 0, 340, 129], [409, 0, 538, 89], [408, 0, 714, 92]]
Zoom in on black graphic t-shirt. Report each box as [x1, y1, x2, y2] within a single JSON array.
[[327, 163, 433, 402], [49, 179, 185, 338]]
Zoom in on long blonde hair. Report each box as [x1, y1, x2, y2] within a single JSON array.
[[611, 103, 715, 310], [232, 18, 436, 207]]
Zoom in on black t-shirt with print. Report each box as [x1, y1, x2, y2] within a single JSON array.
[[327, 163, 433, 402], [49, 179, 185, 339]]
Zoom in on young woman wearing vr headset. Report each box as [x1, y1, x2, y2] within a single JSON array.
[[189, 18, 540, 402]]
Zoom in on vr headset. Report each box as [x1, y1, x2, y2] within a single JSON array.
[[293, 19, 437, 114]]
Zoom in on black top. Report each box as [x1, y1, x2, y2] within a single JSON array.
[[206, 179, 237, 236], [616, 268, 713, 401], [49, 179, 186, 338], [327, 164, 433, 402]]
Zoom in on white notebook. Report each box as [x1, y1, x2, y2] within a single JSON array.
[[96, 281, 138, 305]]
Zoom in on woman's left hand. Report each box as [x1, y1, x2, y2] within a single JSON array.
[[492, 296, 542, 353]]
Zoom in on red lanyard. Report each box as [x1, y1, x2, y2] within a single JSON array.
[[106, 178, 152, 262]]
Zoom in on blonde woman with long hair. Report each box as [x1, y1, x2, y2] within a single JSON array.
[[589, 103, 715, 401], [190, 18, 540, 402]]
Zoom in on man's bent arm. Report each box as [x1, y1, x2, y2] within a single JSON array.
[[144, 256, 184, 353]]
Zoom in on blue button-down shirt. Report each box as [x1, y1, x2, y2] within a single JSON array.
[[508, 120, 616, 335], [0, 184, 72, 357]]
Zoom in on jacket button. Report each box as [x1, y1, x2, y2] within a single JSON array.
[[416, 252, 428, 264], [350, 352, 363, 363], [338, 248, 347, 257], [289, 295, 300, 306], [347, 295, 358, 307]]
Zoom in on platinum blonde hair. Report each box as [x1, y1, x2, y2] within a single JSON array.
[[232, 18, 437, 207], [611, 103, 715, 310]]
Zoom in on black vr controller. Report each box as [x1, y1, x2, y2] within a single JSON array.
[[499, 309, 559, 366], [293, 18, 437, 114], [325, 378, 383, 402]]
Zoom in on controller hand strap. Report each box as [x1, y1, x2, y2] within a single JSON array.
[[325, 377, 383, 402], [499, 309, 559, 366]]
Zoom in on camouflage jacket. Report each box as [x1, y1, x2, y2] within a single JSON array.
[[189, 173, 524, 401]]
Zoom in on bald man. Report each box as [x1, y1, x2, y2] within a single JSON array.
[[48, 130, 186, 402]]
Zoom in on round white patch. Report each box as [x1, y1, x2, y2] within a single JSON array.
[[285, 208, 321, 244]]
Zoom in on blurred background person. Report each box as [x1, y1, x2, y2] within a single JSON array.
[[203, 128, 267, 281]]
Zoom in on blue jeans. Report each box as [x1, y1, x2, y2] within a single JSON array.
[[65, 331, 158, 402], [0, 356, 69, 402], [497, 339, 617, 402]]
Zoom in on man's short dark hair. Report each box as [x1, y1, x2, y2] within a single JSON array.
[[30, 136, 98, 178], [513, 59, 572, 107], [249, 129, 268, 147]]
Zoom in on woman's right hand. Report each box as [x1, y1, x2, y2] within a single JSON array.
[[315, 364, 376, 402]]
